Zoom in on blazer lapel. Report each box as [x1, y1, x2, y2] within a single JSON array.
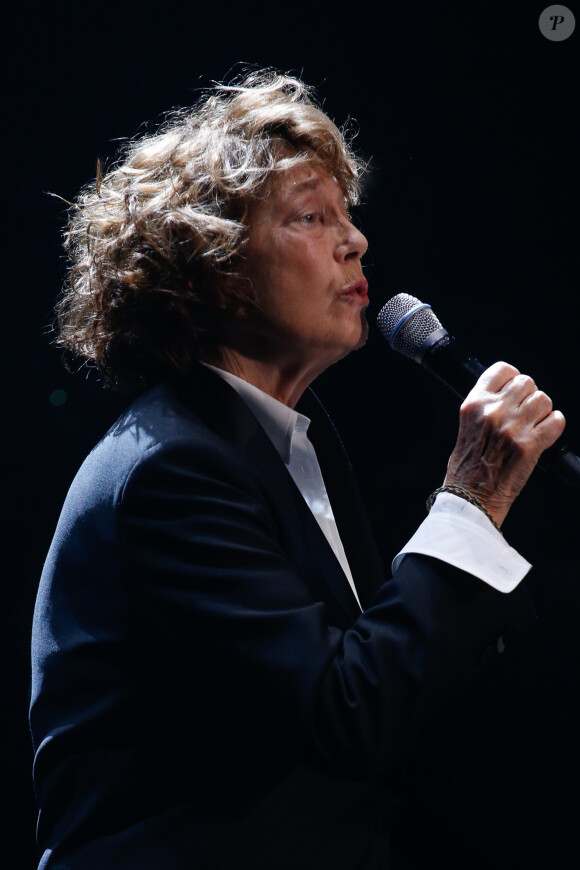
[[297, 389, 386, 611], [173, 365, 364, 625]]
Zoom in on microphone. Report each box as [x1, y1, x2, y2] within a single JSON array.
[[376, 292, 580, 489]]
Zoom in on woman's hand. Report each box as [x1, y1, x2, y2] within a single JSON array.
[[444, 361, 566, 527]]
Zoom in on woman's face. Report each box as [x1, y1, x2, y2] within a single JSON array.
[[237, 163, 369, 374]]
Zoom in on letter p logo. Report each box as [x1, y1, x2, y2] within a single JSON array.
[[539, 5, 576, 40]]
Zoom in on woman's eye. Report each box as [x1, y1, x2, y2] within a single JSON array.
[[300, 213, 319, 224]]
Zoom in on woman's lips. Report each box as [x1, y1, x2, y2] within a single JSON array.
[[340, 279, 369, 304]]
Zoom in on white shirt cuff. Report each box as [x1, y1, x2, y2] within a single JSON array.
[[392, 492, 531, 593]]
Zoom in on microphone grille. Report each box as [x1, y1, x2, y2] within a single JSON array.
[[377, 293, 443, 359]]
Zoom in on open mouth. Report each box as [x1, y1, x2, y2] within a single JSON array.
[[341, 279, 369, 304]]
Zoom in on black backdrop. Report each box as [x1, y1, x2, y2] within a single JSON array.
[[4, 1, 579, 867]]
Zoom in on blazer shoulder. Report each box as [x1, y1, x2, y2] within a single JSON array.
[[64, 372, 299, 525]]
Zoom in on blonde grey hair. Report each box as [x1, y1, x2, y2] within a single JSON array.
[[56, 70, 366, 390]]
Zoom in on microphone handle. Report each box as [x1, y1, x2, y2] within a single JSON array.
[[420, 332, 485, 398], [419, 334, 580, 490]]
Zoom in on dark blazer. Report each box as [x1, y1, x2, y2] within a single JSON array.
[[30, 364, 535, 869]]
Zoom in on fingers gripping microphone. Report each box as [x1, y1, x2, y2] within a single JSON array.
[[377, 293, 580, 490]]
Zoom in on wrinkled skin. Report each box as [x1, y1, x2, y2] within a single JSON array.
[[444, 361, 566, 526]]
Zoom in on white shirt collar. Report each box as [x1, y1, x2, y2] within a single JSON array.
[[202, 363, 311, 464]]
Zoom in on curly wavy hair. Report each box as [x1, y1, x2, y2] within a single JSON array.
[[56, 70, 366, 390]]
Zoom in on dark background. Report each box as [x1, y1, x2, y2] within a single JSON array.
[[4, 1, 579, 867]]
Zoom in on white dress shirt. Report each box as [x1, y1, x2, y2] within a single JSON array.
[[203, 365, 531, 607], [204, 364, 362, 608]]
